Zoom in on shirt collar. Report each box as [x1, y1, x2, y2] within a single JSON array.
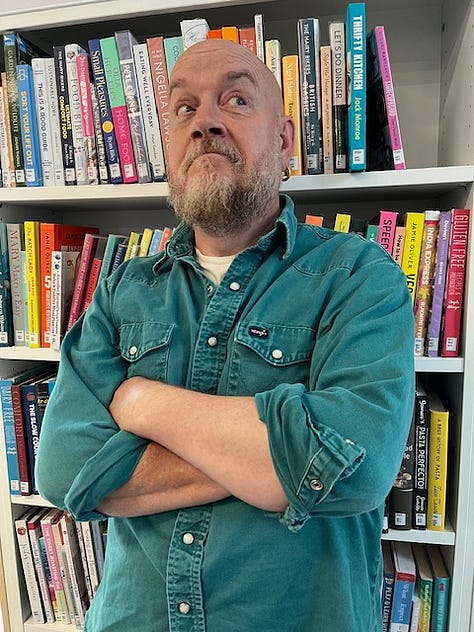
[[153, 194, 297, 273]]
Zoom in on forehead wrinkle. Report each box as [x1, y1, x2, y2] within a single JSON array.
[[170, 69, 256, 96]]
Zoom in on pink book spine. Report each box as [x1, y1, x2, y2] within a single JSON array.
[[375, 26, 406, 170], [111, 104, 137, 183], [377, 210, 398, 255], [427, 211, 451, 356], [441, 208, 470, 356], [41, 515, 70, 624], [76, 54, 94, 139], [66, 234, 97, 331]]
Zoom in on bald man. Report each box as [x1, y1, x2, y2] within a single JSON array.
[[37, 39, 415, 632]]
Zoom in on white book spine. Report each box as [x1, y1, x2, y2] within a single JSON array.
[[15, 511, 46, 623], [31, 58, 56, 186], [180, 18, 210, 49], [65, 43, 88, 185], [133, 42, 166, 181], [28, 512, 56, 623], [80, 521, 100, 596], [43, 57, 66, 186]]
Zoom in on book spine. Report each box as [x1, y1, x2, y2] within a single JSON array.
[[66, 234, 98, 331], [239, 26, 256, 54], [389, 413, 415, 530], [42, 58, 65, 186], [441, 208, 470, 357], [31, 58, 55, 186], [60, 513, 89, 626], [21, 381, 42, 494], [414, 210, 440, 356], [80, 521, 100, 596], [163, 36, 184, 76], [76, 53, 99, 185], [282, 55, 303, 176], [6, 223, 26, 345], [320, 45, 334, 174], [39, 223, 53, 348], [265, 39, 282, 88], [147, 229, 163, 256], [297, 19, 322, 175], [3, 33, 25, 185], [24, 221, 41, 348], [147, 36, 171, 172], [115, 30, 152, 183], [180, 18, 210, 49], [0, 380, 21, 494], [254, 14, 265, 63], [50, 516, 76, 622], [427, 401, 449, 530], [64, 44, 88, 185], [400, 212, 425, 304], [11, 379, 32, 496], [329, 22, 348, 173], [377, 210, 399, 255], [100, 36, 137, 183], [53, 45, 76, 185], [16, 64, 43, 186], [0, 222, 14, 346], [346, 2, 367, 171], [375, 26, 406, 169], [427, 211, 452, 357], [133, 42, 166, 182], [413, 386, 429, 529], [15, 512, 46, 623], [0, 75, 16, 187], [98, 234, 126, 282], [81, 256, 102, 313], [88, 38, 122, 183], [392, 226, 406, 264], [50, 250, 80, 350], [28, 513, 56, 623], [90, 81, 110, 183]]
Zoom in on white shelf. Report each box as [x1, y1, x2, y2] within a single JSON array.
[[11, 495, 54, 508], [0, 347, 60, 362], [24, 617, 75, 632], [382, 523, 455, 546]]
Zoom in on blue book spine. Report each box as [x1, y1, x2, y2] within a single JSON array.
[[16, 64, 43, 186], [88, 38, 123, 184], [0, 379, 21, 495], [390, 578, 415, 631], [346, 2, 366, 171], [147, 229, 164, 256]]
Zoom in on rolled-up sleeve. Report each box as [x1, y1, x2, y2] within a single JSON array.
[[255, 254, 415, 531], [35, 276, 148, 522]]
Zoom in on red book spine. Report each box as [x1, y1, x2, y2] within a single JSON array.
[[11, 383, 30, 495], [66, 234, 99, 331]]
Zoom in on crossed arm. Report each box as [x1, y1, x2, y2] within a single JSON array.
[[99, 377, 288, 517]]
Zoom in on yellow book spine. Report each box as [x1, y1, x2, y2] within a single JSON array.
[[282, 55, 302, 176], [124, 232, 141, 261], [265, 39, 282, 88], [400, 211, 425, 303], [334, 213, 351, 232], [427, 397, 449, 531], [137, 228, 154, 257], [221, 26, 239, 43], [24, 221, 41, 348]]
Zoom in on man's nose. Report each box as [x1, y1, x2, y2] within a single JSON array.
[[190, 103, 226, 139]]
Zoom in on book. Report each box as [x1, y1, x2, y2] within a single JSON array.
[[320, 45, 334, 174], [426, 546, 450, 632], [97, 233, 127, 282], [282, 55, 303, 176], [147, 229, 164, 256], [427, 211, 452, 357], [81, 256, 102, 313], [389, 541, 416, 632], [100, 36, 137, 183], [426, 392, 449, 531], [66, 234, 107, 331], [40, 222, 98, 347], [222, 26, 239, 43], [329, 21, 348, 173], [163, 36, 184, 76], [297, 18, 322, 175], [376, 210, 399, 256], [50, 250, 81, 350], [53, 45, 76, 185], [441, 208, 470, 357], [158, 226, 173, 252], [115, 30, 152, 183], [254, 14, 265, 63], [0, 75, 15, 187], [110, 242, 127, 273], [64, 43, 89, 186], [88, 38, 123, 184], [31, 57, 56, 186], [346, 2, 367, 171], [137, 227, 154, 257], [80, 521, 100, 597], [381, 540, 395, 632], [3, 33, 46, 186], [413, 210, 440, 356], [409, 592, 420, 632], [15, 508, 46, 623], [60, 512, 90, 626], [334, 213, 351, 232], [76, 52, 99, 185], [0, 221, 14, 346], [133, 42, 166, 182], [265, 40, 282, 88], [45, 509, 75, 623], [412, 378, 430, 529], [16, 63, 43, 186], [42, 56, 66, 185], [411, 544, 433, 632], [124, 231, 141, 261], [90, 80, 110, 183], [367, 26, 406, 171], [400, 211, 425, 304], [365, 222, 379, 242], [24, 220, 41, 348], [180, 18, 210, 49], [239, 26, 256, 54], [147, 36, 171, 173], [305, 214, 324, 227], [389, 409, 415, 530], [26, 508, 56, 623], [392, 225, 406, 264]]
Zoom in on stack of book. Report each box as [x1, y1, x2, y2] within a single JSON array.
[[0, 2, 405, 190]]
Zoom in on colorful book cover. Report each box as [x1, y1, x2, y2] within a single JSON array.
[[305, 214, 324, 227], [15, 508, 47, 623], [297, 18, 322, 174], [64, 43, 89, 186], [132, 42, 166, 182], [320, 45, 334, 174], [426, 392, 449, 531], [41, 509, 71, 623], [365, 223, 379, 242], [146, 36, 171, 171], [441, 208, 470, 357], [81, 256, 103, 314], [147, 229, 164, 256], [27, 508, 56, 623], [376, 210, 399, 256], [53, 45, 76, 185], [137, 227, 154, 257], [400, 211, 425, 304], [163, 36, 184, 76], [90, 80, 110, 184], [427, 211, 452, 357], [16, 63, 43, 186], [100, 36, 137, 183], [24, 220, 41, 348], [367, 26, 406, 171], [115, 30, 152, 183], [221, 26, 239, 43], [123, 231, 141, 261], [76, 52, 99, 185], [282, 55, 302, 176], [389, 541, 416, 632], [50, 250, 81, 351], [0, 221, 14, 346], [334, 213, 351, 232], [392, 225, 406, 264], [412, 544, 433, 632], [88, 38, 123, 184], [239, 26, 256, 54], [346, 2, 367, 171], [412, 378, 430, 529], [427, 546, 450, 632], [329, 21, 348, 173], [413, 210, 440, 356]]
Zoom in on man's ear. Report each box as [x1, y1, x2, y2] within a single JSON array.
[[280, 116, 296, 166]]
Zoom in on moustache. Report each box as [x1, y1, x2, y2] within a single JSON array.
[[182, 140, 244, 173]]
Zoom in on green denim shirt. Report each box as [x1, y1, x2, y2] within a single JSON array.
[[36, 196, 415, 632]]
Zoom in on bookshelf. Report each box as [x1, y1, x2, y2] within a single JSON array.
[[0, 1, 473, 631]]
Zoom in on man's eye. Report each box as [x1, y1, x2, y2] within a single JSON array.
[[176, 104, 194, 116], [228, 95, 247, 106]]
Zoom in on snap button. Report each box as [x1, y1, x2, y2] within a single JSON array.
[[229, 281, 241, 291], [207, 284, 214, 294], [207, 336, 218, 347], [271, 349, 283, 360], [310, 479, 324, 491], [178, 602, 191, 615], [182, 533, 194, 545], [129, 345, 138, 356]]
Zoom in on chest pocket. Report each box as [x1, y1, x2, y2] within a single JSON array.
[[232, 321, 315, 394], [119, 321, 174, 381]]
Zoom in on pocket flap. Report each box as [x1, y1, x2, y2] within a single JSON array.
[[235, 322, 315, 366], [119, 322, 174, 361]]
